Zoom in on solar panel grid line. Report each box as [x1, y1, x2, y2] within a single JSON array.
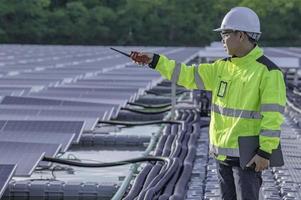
[[0, 164, 16, 198]]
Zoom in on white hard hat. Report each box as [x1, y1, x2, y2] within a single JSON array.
[[214, 7, 261, 34]]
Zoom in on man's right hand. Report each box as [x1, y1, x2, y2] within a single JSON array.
[[130, 52, 154, 65]]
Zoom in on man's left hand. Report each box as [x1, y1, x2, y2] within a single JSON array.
[[246, 154, 269, 172]]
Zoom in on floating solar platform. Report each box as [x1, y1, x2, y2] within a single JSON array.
[[0, 44, 300, 200]]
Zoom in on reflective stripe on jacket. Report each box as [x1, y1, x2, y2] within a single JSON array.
[[150, 46, 286, 160]]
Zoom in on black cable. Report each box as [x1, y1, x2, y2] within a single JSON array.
[[128, 102, 171, 109], [43, 156, 170, 168], [98, 120, 184, 127], [121, 107, 171, 114], [200, 123, 210, 129], [146, 90, 188, 96]]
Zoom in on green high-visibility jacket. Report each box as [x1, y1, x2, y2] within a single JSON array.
[[149, 46, 286, 160]]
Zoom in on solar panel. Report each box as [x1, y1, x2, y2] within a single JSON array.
[[0, 108, 38, 115], [82, 75, 158, 81], [0, 107, 109, 118], [0, 104, 120, 118], [46, 86, 140, 93], [0, 164, 16, 198], [1, 96, 62, 105], [0, 121, 7, 130], [29, 91, 135, 100], [0, 141, 61, 158], [0, 152, 44, 177], [38, 109, 104, 118], [72, 80, 150, 87], [0, 141, 62, 176], [24, 95, 128, 106], [0, 131, 75, 152], [1, 96, 120, 107], [2, 120, 84, 142], [0, 116, 97, 132]]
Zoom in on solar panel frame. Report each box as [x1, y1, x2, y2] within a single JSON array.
[[0, 164, 16, 198]]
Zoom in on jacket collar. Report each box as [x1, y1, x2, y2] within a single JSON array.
[[230, 45, 263, 65]]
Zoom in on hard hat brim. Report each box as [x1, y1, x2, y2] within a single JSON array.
[[213, 28, 223, 32]]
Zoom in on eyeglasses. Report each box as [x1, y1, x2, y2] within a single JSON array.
[[220, 30, 237, 39]]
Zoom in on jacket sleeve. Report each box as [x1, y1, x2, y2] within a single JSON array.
[[149, 54, 217, 91], [258, 69, 286, 159]]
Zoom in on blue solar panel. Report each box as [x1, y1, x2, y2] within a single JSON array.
[[1, 95, 119, 107], [0, 116, 95, 132], [0, 152, 44, 177], [0, 164, 16, 198], [0, 107, 108, 118], [0, 131, 75, 152], [2, 120, 84, 142], [1, 96, 61, 105], [0, 141, 61, 176]]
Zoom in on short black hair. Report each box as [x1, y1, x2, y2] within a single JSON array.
[[244, 32, 257, 44]]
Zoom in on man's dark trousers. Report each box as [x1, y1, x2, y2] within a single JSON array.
[[216, 161, 262, 200]]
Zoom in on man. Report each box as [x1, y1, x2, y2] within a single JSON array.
[[130, 7, 286, 200]]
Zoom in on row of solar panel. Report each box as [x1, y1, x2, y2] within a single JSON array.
[[0, 46, 190, 198]]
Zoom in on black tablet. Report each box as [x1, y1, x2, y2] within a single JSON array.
[[238, 136, 284, 169]]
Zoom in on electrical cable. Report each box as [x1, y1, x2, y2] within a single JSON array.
[[121, 107, 171, 114], [127, 102, 171, 109], [97, 119, 184, 127], [42, 156, 170, 168], [145, 90, 188, 96]]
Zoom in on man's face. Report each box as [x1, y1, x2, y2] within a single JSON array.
[[220, 30, 241, 56]]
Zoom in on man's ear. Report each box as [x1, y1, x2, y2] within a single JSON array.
[[239, 32, 245, 42]]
